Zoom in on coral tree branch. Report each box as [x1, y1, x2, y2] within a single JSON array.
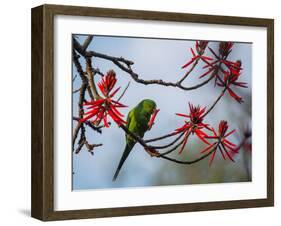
[[72, 36, 103, 154], [73, 37, 217, 91], [73, 35, 249, 167]]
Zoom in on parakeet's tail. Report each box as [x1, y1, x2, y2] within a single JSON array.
[[112, 144, 133, 181]]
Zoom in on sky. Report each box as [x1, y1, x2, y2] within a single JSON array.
[[72, 34, 252, 190]]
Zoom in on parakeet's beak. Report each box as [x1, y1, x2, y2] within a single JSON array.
[[148, 108, 160, 130]]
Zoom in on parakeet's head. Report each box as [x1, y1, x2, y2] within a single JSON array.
[[140, 99, 159, 130], [141, 99, 157, 114]]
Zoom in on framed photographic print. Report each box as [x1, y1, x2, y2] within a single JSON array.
[[31, 4, 274, 221]]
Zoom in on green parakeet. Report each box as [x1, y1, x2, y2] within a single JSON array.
[[112, 99, 158, 181]]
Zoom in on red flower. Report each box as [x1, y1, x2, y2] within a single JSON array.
[[181, 41, 213, 70], [200, 43, 247, 103], [219, 42, 233, 57], [216, 60, 247, 103], [80, 70, 127, 127], [199, 42, 242, 81], [201, 120, 237, 166], [196, 41, 208, 53], [97, 70, 120, 97], [198, 64, 218, 79], [175, 103, 210, 154], [148, 109, 160, 130]]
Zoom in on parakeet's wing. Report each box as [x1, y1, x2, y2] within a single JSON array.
[[126, 108, 133, 129], [125, 108, 136, 143]]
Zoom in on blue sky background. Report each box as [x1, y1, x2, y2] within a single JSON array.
[[72, 35, 252, 190]]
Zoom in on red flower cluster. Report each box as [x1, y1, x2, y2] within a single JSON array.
[[175, 103, 210, 154], [200, 42, 240, 78], [80, 70, 127, 127], [219, 42, 233, 57], [201, 120, 237, 166], [196, 41, 208, 53], [216, 60, 247, 103], [197, 42, 247, 103], [97, 70, 120, 97], [181, 41, 213, 69]]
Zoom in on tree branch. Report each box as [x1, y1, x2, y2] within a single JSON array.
[[160, 144, 218, 164], [72, 52, 88, 150], [178, 46, 209, 84], [73, 41, 217, 92], [73, 117, 103, 133], [147, 132, 185, 150], [203, 86, 228, 118], [85, 57, 101, 100], [92, 52, 216, 91], [82, 35, 94, 52], [86, 50, 134, 67], [159, 133, 250, 165], [117, 81, 131, 102], [73, 35, 93, 55], [72, 36, 102, 154], [144, 131, 179, 143], [72, 50, 95, 100]]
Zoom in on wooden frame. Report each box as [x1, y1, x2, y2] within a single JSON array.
[[31, 4, 274, 221]]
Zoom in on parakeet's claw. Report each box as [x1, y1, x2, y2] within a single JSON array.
[[144, 147, 160, 157]]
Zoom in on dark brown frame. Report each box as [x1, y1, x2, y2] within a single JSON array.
[[31, 4, 274, 221]]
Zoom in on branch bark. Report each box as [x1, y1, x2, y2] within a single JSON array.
[[73, 39, 219, 92], [85, 57, 100, 100], [72, 36, 102, 154]]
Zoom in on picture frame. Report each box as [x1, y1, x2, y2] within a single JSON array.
[[31, 4, 274, 221]]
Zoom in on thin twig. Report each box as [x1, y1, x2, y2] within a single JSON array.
[[145, 131, 179, 143], [178, 46, 208, 84], [86, 50, 134, 66], [73, 117, 103, 133], [117, 81, 130, 102], [75, 123, 87, 154], [84, 141, 103, 155], [160, 144, 219, 164], [203, 86, 228, 118], [158, 137, 186, 156], [72, 87, 82, 94], [93, 68, 105, 77], [73, 35, 93, 55], [72, 74, 78, 82], [81, 35, 94, 52], [148, 132, 185, 150]]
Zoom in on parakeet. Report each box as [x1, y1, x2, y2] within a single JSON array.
[[112, 99, 158, 181]]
